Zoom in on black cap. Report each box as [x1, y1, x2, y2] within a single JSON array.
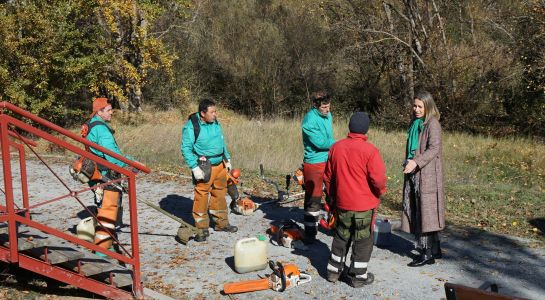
[[349, 112, 370, 134]]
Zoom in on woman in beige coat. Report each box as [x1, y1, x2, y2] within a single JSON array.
[[401, 90, 445, 267]]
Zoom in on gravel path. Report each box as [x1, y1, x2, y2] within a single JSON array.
[[2, 158, 544, 299]]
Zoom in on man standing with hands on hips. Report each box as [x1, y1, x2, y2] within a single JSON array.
[[181, 99, 237, 242], [301, 91, 335, 243]]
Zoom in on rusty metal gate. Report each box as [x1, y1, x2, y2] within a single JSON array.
[[0, 102, 151, 299]]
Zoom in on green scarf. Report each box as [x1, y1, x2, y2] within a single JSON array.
[[406, 118, 423, 159]]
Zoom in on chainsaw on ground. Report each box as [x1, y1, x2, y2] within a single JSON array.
[[268, 220, 305, 248], [230, 197, 272, 215], [223, 260, 311, 294], [228, 168, 276, 215]]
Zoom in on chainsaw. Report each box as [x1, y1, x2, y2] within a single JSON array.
[[293, 165, 304, 186], [230, 197, 278, 216], [227, 168, 241, 201], [319, 195, 336, 230], [228, 168, 277, 215], [224, 260, 311, 294], [268, 220, 305, 248]]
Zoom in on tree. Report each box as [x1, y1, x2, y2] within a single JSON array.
[[508, 0, 545, 135], [92, 0, 178, 112], [0, 0, 180, 125], [176, 0, 335, 118]]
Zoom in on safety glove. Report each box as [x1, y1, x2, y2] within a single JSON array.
[[192, 166, 205, 180]]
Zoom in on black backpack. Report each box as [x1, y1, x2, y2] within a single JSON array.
[[188, 112, 201, 142]]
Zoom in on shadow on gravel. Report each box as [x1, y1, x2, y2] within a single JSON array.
[[76, 205, 98, 219], [292, 240, 331, 279], [158, 194, 194, 225], [224, 256, 236, 273], [378, 231, 415, 258], [255, 197, 304, 225], [439, 226, 545, 297]]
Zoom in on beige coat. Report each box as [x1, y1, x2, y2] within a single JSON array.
[[401, 117, 445, 234]]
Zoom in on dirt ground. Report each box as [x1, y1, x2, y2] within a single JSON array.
[[2, 158, 544, 299]]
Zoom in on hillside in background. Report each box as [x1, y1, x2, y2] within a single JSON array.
[[0, 0, 544, 137]]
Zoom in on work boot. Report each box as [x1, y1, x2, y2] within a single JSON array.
[[327, 271, 340, 283], [194, 229, 209, 242], [432, 240, 442, 259], [215, 224, 238, 233], [408, 248, 435, 267], [342, 272, 375, 288]]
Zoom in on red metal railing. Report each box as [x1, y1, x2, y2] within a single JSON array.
[[0, 102, 150, 299]]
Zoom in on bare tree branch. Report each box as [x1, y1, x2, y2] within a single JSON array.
[[362, 29, 426, 67], [383, 1, 410, 23], [151, 0, 204, 40], [485, 17, 514, 40]]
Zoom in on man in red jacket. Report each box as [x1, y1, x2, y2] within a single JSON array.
[[323, 112, 387, 287]]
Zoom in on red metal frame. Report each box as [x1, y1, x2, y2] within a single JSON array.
[[0, 102, 151, 299]]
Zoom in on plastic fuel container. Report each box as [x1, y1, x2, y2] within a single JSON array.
[[373, 218, 392, 246], [234, 235, 268, 273], [76, 217, 96, 243]]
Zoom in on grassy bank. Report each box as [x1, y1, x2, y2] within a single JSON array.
[[107, 109, 544, 242]]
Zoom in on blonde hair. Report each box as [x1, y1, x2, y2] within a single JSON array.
[[415, 90, 440, 122]]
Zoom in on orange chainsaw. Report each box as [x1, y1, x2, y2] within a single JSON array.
[[224, 260, 311, 294], [231, 197, 278, 216], [293, 166, 304, 186], [227, 168, 255, 215], [227, 168, 241, 201], [268, 220, 305, 248], [319, 195, 336, 230], [228, 168, 279, 215]]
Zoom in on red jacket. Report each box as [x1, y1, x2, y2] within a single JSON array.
[[323, 133, 387, 211]]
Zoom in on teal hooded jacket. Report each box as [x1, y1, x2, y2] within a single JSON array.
[[302, 107, 334, 164], [87, 115, 132, 175], [181, 115, 231, 169]]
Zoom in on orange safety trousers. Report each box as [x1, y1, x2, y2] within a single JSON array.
[[94, 190, 120, 249], [193, 163, 228, 229]]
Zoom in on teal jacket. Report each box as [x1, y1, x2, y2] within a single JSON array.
[[87, 115, 131, 174], [302, 107, 334, 164], [181, 115, 231, 169]]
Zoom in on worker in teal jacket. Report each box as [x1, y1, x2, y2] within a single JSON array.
[[87, 117, 131, 172], [86, 98, 132, 253], [181, 98, 238, 242], [301, 91, 335, 243]]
